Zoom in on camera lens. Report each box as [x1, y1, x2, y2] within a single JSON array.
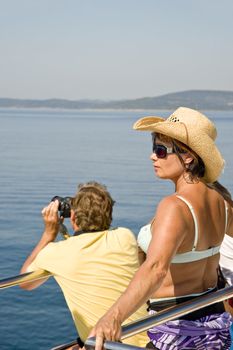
[[51, 196, 71, 218]]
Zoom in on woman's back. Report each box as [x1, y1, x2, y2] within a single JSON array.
[[150, 182, 227, 298]]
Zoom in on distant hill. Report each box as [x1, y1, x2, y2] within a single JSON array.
[[1, 90, 233, 110]]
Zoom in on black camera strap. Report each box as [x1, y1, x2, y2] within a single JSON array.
[[73, 227, 117, 237], [73, 229, 101, 236]]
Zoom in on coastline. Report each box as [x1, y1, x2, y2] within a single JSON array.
[[0, 107, 232, 113]]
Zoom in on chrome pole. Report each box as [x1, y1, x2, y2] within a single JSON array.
[[50, 340, 78, 350], [85, 285, 233, 350], [0, 269, 52, 289], [1, 270, 232, 350], [121, 285, 233, 338], [85, 338, 145, 350]]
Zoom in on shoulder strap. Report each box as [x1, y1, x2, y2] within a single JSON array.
[[224, 200, 229, 235], [176, 195, 198, 251]]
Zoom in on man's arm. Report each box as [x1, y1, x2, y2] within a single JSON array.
[[20, 200, 60, 290], [137, 246, 146, 266]]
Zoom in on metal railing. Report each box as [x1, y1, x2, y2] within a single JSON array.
[[53, 285, 233, 350], [1, 271, 233, 350], [0, 269, 52, 289]]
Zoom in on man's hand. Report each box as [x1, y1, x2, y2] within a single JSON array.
[[41, 200, 60, 240], [88, 312, 122, 350]]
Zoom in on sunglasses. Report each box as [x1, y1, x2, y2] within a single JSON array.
[[152, 143, 174, 158]]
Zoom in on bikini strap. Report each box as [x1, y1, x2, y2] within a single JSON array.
[[224, 200, 229, 235], [176, 195, 198, 251], [150, 217, 156, 227]]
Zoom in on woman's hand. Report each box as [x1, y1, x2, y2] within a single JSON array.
[[88, 311, 122, 350]]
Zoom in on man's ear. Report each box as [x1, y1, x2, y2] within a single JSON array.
[[70, 209, 79, 231], [70, 209, 76, 225]]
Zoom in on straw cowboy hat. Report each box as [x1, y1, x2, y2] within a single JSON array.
[[133, 107, 225, 183]]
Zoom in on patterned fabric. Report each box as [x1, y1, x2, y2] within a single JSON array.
[[148, 311, 232, 350]]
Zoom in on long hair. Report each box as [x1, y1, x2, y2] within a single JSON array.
[[207, 181, 233, 207]]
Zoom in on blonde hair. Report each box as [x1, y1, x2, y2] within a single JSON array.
[[71, 182, 115, 231]]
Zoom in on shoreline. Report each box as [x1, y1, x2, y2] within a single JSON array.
[[0, 107, 232, 113]]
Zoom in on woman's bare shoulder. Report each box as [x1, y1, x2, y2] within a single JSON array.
[[154, 195, 191, 232], [157, 194, 188, 213]]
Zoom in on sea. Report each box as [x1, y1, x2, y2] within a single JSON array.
[[0, 108, 232, 349]]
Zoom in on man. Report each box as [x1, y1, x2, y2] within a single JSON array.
[[20, 181, 147, 348]]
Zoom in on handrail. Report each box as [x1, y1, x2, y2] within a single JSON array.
[[1, 271, 232, 350], [84, 285, 233, 350], [86, 339, 144, 350], [51, 339, 145, 350], [121, 285, 233, 338], [50, 340, 78, 350], [0, 269, 52, 289]]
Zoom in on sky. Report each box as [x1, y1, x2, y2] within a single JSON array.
[[0, 0, 233, 101]]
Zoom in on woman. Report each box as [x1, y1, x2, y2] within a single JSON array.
[[90, 107, 233, 350]]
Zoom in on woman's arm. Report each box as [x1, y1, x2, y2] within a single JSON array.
[[89, 196, 187, 349]]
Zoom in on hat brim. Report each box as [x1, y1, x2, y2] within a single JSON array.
[[133, 116, 224, 183]]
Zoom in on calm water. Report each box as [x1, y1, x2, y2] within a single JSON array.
[[0, 109, 232, 349]]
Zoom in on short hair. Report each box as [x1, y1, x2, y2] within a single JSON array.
[[155, 133, 205, 180], [71, 181, 115, 232]]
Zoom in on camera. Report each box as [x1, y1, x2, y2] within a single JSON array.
[[51, 196, 72, 218]]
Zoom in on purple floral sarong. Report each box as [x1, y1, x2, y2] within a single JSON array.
[[148, 312, 232, 350]]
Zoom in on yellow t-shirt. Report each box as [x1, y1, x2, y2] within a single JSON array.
[[28, 227, 148, 346]]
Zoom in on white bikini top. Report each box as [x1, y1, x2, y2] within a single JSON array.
[[137, 195, 228, 263]]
